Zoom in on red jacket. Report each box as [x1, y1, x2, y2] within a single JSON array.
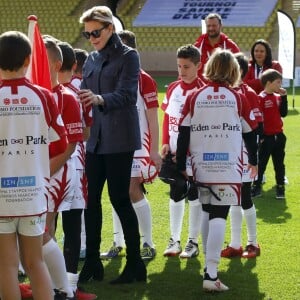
[[244, 61, 282, 94], [194, 32, 240, 80]]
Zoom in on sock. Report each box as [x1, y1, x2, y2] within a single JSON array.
[[112, 208, 125, 247], [80, 211, 86, 251], [206, 218, 226, 279], [229, 206, 243, 249], [43, 239, 74, 297], [187, 199, 202, 244], [243, 205, 257, 246], [132, 197, 154, 247], [169, 199, 185, 242], [67, 272, 78, 293], [201, 210, 209, 255]]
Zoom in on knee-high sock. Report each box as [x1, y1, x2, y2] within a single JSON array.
[[243, 205, 257, 246], [67, 272, 78, 293], [201, 210, 209, 255], [229, 206, 243, 249], [169, 199, 185, 242], [188, 200, 202, 244], [132, 197, 153, 247], [43, 239, 73, 297], [206, 218, 226, 279], [112, 208, 125, 248]]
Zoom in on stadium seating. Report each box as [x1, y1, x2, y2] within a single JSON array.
[[120, 0, 282, 53], [0, 0, 83, 45]]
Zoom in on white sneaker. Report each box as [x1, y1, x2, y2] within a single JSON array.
[[179, 240, 199, 258], [203, 278, 229, 292], [163, 238, 182, 256]]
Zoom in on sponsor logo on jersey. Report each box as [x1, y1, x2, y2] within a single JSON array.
[[1, 176, 36, 188], [2, 97, 29, 105], [203, 153, 229, 161]]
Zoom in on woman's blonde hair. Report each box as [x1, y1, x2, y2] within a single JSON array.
[[204, 48, 240, 86]]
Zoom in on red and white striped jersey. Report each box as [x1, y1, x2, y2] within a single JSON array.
[[0, 77, 67, 217]]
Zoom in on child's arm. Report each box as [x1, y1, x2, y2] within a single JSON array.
[[50, 142, 76, 176], [161, 113, 170, 158], [279, 90, 288, 117], [146, 107, 161, 170]]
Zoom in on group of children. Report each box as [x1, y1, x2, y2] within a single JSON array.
[[0, 30, 96, 299], [0, 21, 288, 299]]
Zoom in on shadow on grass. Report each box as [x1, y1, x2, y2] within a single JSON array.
[[223, 258, 266, 300], [78, 257, 147, 300], [253, 185, 291, 224], [147, 256, 203, 299]]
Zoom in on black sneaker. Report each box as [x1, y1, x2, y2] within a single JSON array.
[[251, 184, 262, 198], [276, 185, 285, 199]]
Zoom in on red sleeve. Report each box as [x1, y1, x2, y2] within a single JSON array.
[[45, 94, 68, 158], [244, 84, 263, 123], [139, 70, 159, 109], [162, 113, 170, 145], [62, 93, 83, 143]]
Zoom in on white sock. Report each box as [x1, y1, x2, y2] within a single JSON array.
[[80, 211, 86, 251], [201, 210, 209, 255], [243, 205, 257, 246], [112, 208, 125, 247], [67, 272, 78, 293], [187, 199, 202, 244], [132, 197, 153, 247], [229, 206, 243, 249], [206, 218, 226, 279], [169, 199, 185, 242], [43, 239, 73, 297]]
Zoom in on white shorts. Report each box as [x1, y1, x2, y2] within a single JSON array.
[[198, 184, 241, 206], [70, 169, 86, 209], [48, 158, 76, 212], [0, 213, 46, 236]]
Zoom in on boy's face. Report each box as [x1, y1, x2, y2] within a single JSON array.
[[268, 78, 282, 93], [177, 57, 199, 84]]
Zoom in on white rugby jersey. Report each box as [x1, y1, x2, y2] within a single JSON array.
[[161, 79, 203, 152], [0, 78, 66, 217], [180, 83, 257, 186], [134, 69, 159, 158]]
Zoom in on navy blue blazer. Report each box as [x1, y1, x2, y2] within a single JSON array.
[[82, 33, 141, 154]]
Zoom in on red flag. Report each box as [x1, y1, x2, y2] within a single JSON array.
[[26, 15, 51, 90]]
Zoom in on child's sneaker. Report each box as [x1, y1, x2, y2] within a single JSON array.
[[179, 240, 199, 258], [19, 283, 32, 299], [203, 273, 229, 292], [221, 246, 243, 258], [100, 242, 125, 259], [140, 242, 156, 261], [163, 238, 182, 256], [242, 244, 260, 258]]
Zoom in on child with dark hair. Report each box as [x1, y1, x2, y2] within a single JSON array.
[[71, 48, 88, 90], [251, 69, 288, 199], [0, 30, 67, 300], [161, 44, 204, 259]]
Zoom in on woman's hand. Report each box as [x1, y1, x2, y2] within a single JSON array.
[[77, 89, 104, 107]]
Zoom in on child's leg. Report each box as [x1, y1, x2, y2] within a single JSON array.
[[272, 133, 286, 185], [19, 215, 53, 300], [0, 232, 20, 299], [19, 233, 53, 300]]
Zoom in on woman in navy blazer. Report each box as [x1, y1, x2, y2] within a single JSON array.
[[78, 5, 146, 285]]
